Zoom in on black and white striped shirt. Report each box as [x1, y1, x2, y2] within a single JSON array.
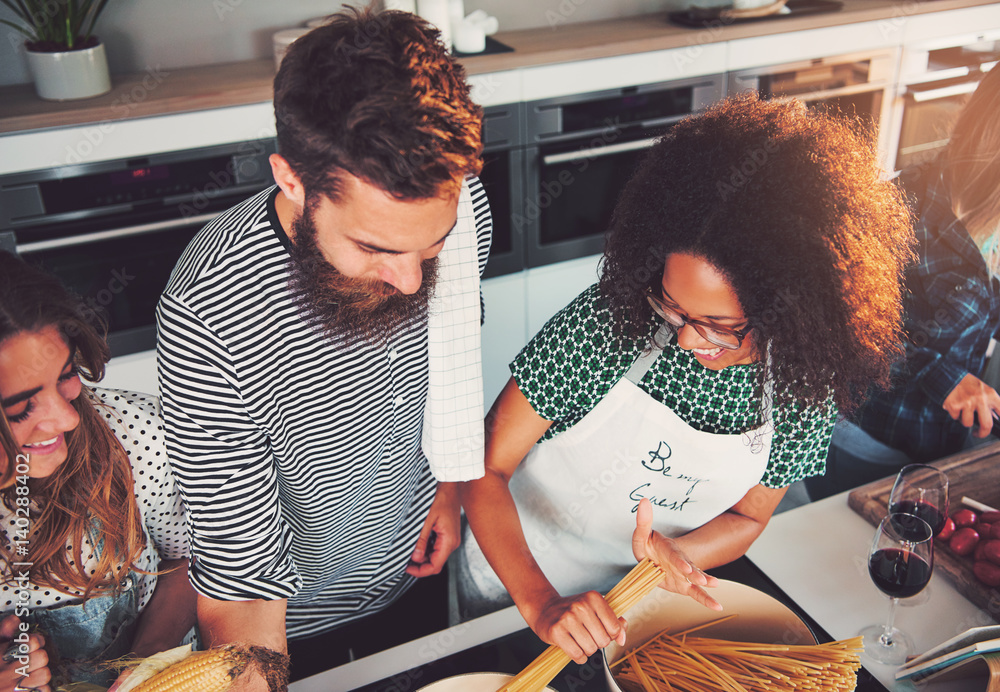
[[156, 181, 490, 638]]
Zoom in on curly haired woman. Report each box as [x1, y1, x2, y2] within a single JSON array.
[[456, 94, 915, 663], [0, 252, 195, 691]]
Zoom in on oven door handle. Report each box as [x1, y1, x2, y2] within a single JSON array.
[[542, 137, 661, 166], [775, 82, 887, 105], [907, 81, 981, 103], [16, 212, 221, 253]]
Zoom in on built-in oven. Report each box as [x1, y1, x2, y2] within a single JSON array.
[[0, 139, 276, 357], [729, 49, 897, 163], [891, 31, 999, 172], [521, 75, 725, 268], [479, 102, 525, 278]]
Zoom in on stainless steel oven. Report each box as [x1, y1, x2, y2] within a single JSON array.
[[729, 49, 897, 161], [479, 102, 525, 278], [892, 32, 999, 172], [521, 75, 725, 268], [0, 139, 276, 356]]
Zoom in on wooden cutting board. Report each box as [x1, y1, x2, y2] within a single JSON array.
[[847, 441, 1000, 616]]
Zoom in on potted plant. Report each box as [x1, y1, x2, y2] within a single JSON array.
[[1, 0, 113, 101]]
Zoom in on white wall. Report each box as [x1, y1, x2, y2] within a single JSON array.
[[1, 0, 367, 87], [0, 0, 683, 87]]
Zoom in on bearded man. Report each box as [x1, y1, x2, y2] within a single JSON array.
[[155, 7, 490, 685]]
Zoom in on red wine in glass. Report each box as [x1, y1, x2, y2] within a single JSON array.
[[888, 499, 946, 536], [869, 547, 933, 598]]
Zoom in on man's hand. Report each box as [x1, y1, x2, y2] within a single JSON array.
[[407, 482, 461, 577], [943, 373, 1000, 437]]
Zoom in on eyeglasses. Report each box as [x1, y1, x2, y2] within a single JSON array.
[[645, 288, 753, 350]]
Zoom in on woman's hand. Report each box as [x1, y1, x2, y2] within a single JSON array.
[[631, 498, 723, 611], [943, 373, 1000, 437], [0, 615, 50, 692], [525, 591, 626, 665], [106, 669, 132, 692]]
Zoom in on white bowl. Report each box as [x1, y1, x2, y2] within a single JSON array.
[[604, 579, 815, 691], [416, 672, 557, 691]]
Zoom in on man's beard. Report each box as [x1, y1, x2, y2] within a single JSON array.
[[286, 208, 438, 347]]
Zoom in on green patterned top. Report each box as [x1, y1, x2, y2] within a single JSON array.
[[511, 284, 836, 488]]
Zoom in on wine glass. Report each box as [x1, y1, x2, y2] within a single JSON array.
[[889, 464, 948, 607], [888, 463, 949, 536], [860, 512, 934, 665]]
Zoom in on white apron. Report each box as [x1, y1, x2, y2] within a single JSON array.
[[460, 329, 774, 607]]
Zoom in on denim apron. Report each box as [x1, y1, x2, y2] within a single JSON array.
[[25, 525, 141, 687]]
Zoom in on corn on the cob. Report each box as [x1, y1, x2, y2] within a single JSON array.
[[116, 644, 195, 692], [131, 645, 247, 692]]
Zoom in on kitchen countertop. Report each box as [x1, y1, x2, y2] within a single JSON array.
[[1, 0, 997, 135], [746, 474, 1000, 691], [315, 476, 994, 692]]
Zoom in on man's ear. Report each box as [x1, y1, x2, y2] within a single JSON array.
[[270, 153, 306, 208]]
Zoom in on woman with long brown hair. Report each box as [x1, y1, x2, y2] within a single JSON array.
[[809, 65, 1000, 498], [0, 251, 195, 691]]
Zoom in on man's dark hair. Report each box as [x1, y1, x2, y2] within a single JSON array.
[[600, 94, 916, 415], [273, 7, 483, 201]]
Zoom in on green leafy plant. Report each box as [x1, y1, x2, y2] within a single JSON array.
[[0, 0, 112, 52]]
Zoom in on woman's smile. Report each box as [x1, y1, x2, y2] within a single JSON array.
[[692, 346, 726, 361], [21, 433, 65, 454]]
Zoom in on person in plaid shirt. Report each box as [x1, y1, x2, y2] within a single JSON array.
[[808, 67, 1000, 500]]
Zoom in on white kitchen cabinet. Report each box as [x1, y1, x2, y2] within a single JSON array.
[[524, 253, 603, 339], [481, 272, 528, 406], [481, 255, 602, 407], [103, 348, 158, 394]]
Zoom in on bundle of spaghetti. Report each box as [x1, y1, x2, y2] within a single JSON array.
[[609, 618, 863, 692], [496, 558, 666, 692]]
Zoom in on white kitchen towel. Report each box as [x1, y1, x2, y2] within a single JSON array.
[[423, 180, 486, 481]]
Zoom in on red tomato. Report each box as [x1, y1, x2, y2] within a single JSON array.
[[981, 540, 1000, 566], [981, 511, 1000, 523], [977, 522, 993, 537], [938, 517, 956, 541], [990, 523, 1000, 540], [974, 561, 1000, 587], [976, 541, 990, 561], [949, 527, 981, 556], [952, 509, 980, 528]]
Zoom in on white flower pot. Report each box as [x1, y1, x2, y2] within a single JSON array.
[[25, 41, 112, 101]]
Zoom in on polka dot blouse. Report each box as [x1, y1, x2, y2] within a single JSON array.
[[511, 284, 838, 488], [0, 389, 189, 613]]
